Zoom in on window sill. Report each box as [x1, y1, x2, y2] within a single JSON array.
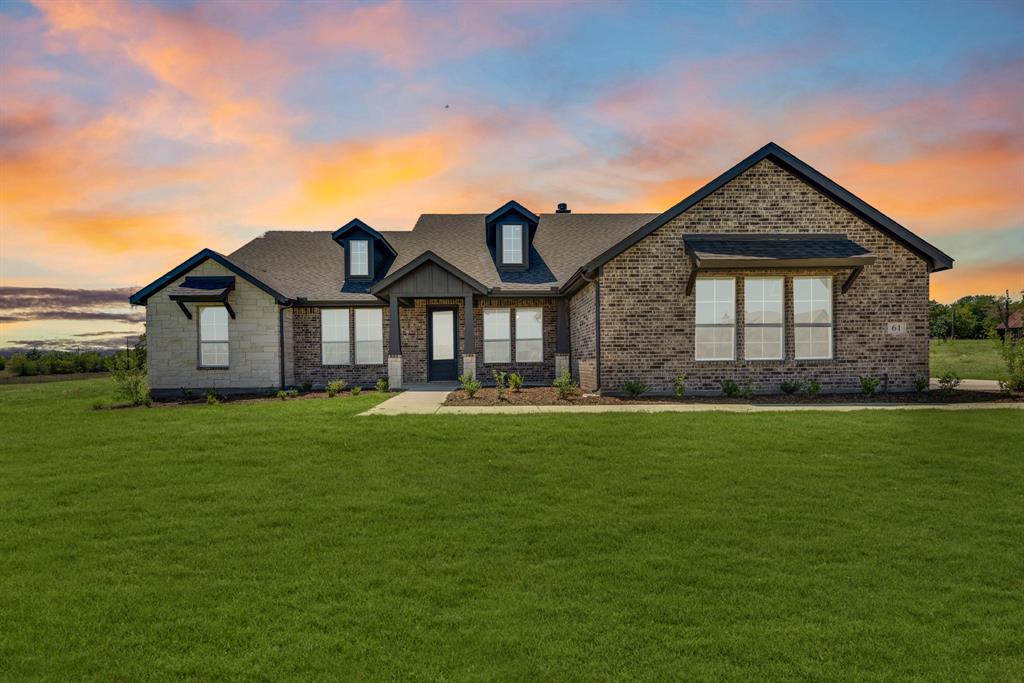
[[198, 366, 229, 370]]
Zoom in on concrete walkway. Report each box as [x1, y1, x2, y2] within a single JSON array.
[[359, 383, 455, 415], [930, 377, 1002, 392]]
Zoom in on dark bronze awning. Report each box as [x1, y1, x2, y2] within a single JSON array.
[[166, 276, 236, 319]]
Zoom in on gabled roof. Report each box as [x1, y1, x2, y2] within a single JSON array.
[[683, 233, 875, 268], [485, 200, 538, 225], [996, 311, 1022, 330], [330, 218, 397, 256], [369, 250, 488, 295], [581, 142, 953, 273], [129, 249, 289, 305]]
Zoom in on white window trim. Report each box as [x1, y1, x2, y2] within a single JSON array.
[[793, 276, 834, 360], [354, 308, 384, 365], [514, 307, 543, 363], [744, 277, 785, 361], [482, 308, 512, 364], [694, 277, 736, 362], [321, 308, 351, 366], [501, 224, 523, 265], [349, 240, 369, 277], [198, 305, 229, 368]]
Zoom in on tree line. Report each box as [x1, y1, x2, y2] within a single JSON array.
[[929, 293, 1022, 339], [1, 335, 147, 377]]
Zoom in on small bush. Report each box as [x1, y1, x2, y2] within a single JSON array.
[[859, 376, 880, 397], [552, 370, 579, 400], [351, 386, 362, 396], [375, 377, 390, 393], [623, 379, 648, 398], [508, 373, 524, 392], [720, 380, 741, 398], [780, 380, 803, 395], [277, 390, 288, 400], [301, 382, 312, 393], [107, 352, 149, 406], [326, 379, 346, 397], [180, 388, 196, 401], [997, 336, 1024, 392], [205, 390, 220, 405], [805, 379, 822, 397], [914, 376, 929, 392], [492, 370, 509, 401], [672, 373, 686, 398], [91, 399, 110, 411], [937, 370, 961, 396], [739, 382, 756, 399], [458, 372, 482, 398]]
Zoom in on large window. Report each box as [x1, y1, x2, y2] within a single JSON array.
[[502, 224, 523, 265], [694, 278, 735, 361], [199, 306, 229, 367], [483, 308, 511, 363], [349, 240, 369, 277], [744, 277, 784, 360], [321, 309, 350, 365], [354, 308, 384, 364], [515, 308, 543, 362], [793, 276, 833, 359]]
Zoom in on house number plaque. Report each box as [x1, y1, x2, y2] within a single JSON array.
[[886, 321, 907, 335]]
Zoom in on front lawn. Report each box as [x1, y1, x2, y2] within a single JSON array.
[[1, 379, 1022, 680], [930, 338, 1007, 380]]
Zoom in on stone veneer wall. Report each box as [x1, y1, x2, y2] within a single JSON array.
[[292, 306, 390, 387], [598, 159, 930, 394], [568, 281, 598, 391], [146, 259, 282, 395]]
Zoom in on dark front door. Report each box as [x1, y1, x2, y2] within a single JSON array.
[[428, 308, 458, 381]]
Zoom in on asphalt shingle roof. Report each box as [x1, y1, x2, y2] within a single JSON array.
[[683, 234, 872, 264]]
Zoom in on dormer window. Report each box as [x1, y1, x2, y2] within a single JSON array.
[[350, 240, 369, 277], [502, 225, 523, 265], [332, 219, 396, 284]]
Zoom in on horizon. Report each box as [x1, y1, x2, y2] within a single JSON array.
[[2, 0, 1023, 351]]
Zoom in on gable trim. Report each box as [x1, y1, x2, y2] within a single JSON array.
[[129, 249, 289, 306], [369, 250, 489, 296], [331, 218, 398, 256]]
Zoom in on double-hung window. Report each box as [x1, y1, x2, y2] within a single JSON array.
[[515, 308, 543, 362], [483, 308, 511, 363], [199, 306, 229, 367], [744, 277, 784, 360], [793, 276, 833, 359], [349, 240, 369, 277], [694, 278, 735, 361], [354, 309, 384, 364], [502, 225, 523, 265], [321, 309, 350, 365]]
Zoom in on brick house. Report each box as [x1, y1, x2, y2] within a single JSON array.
[[131, 143, 953, 398]]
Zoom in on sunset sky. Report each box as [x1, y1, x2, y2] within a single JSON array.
[[1, 0, 1022, 351]]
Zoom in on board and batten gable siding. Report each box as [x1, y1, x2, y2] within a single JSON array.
[[146, 260, 282, 393], [598, 158, 930, 394], [381, 260, 480, 298]]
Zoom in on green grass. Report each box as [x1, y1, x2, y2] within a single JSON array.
[[930, 338, 1007, 380], [2, 379, 1022, 680]]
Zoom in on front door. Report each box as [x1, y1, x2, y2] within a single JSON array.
[[428, 308, 458, 381]]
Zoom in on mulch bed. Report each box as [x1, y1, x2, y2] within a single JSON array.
[[443, 386, 1021, 407], [150, 390, 386, 407]]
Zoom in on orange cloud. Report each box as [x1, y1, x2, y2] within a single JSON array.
[[931, 262, 1024, 303]]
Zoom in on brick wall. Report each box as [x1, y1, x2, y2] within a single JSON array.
[[474, 297, 558, 385], [569, 281, 598, 390], [598, 159, 930, 394], [292, 306, 390, 387]]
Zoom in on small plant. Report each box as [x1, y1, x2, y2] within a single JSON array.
[[351, 386, 362, 396], [375, 377, 390, 393], [107, 352, 149, 406], [180, 387, 196, 401], [672, 373, 686, 398], [205, 390, 220, 405], [997, 336, 1024, 392], [508, 373, 524, 392], [458, 372, 482, 398], [914, 376, 929, 392], [937, 370, 961, 396], [805, 379, 822, 397], [552, 369, 579, 400], [277, 390, 288, 400], [492, 370, 509, 401], [739, 382, 756, 399], [326, 379, 346, 397], [91, 399, 110, 411], [859, 376, 880, 397], [720, 379, 741, 398], [780, 380, 803, 395], [301, 382, 312, 393], [623, 379, 649, 398]]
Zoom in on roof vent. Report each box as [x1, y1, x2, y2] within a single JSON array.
[[556, 202, 571, 213]]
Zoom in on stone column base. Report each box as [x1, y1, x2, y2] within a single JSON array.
[[388, 355, 403, 390], [554, 353, 570, 379], [462, 354, 476, 380]]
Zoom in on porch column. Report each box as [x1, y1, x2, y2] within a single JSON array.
[[388, 294, 403, 389], [462, 293, 476, 379], [555, 298, 570, 378]]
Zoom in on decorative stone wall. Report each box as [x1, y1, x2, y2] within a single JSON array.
[[292, 306, 390, 388], [146, 259, 282, 396], [598, 159, 931, 394], [569, 281, 597, 389]]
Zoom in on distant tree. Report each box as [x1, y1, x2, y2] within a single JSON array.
[[928, 300, 950, 339]]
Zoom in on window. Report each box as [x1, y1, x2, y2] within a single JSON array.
[[502, 224, 523, 265], [349, 240, 369, 277], [793, 276, 833, 359], [694, 278, 735, 361], [483, 308, 511, 363], [199, 306, 229, 367], [515, 308, 543, 362], [354, 308, 384, 364], [321, 309, 350, 365], [744, 277, 784, 360]]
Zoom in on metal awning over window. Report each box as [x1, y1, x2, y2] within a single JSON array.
[[682, 234, 875, 295], [166, 276, 236, 319]]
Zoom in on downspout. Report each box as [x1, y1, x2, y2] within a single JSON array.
[[278, 305, 286, 389], [581, 269, 601, 391]]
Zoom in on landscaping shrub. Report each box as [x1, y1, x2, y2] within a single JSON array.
[[739, 382, 756, 399], [326, 379, 346, 397], [180, 388, 196, 401], [623, 379, 648, 398], [915, 376, 929, 392], [780, 380, 803, 395], [301, 382, 313, 393], [859, 376, 880, 397], [997, 336, 1024, 392], [804, 379, 822, 397], [720, 380, 741, 397], [551, 370, 579, 400], [91, 399, 110, 411], [672, 373, 686, 398], [375, 377, 389, 393], [107, 352, 150, 406], [937, 370, 961, 396], [205, 390, 220, 405], [351, 386, 361, 396], [458, 372, 482, 398], [508, 373, 524, 392], [277, 390, 289, 400], [492, 370, 509, 401]]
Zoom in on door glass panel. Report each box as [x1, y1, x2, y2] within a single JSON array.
[[432, 311, 454, 360]]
